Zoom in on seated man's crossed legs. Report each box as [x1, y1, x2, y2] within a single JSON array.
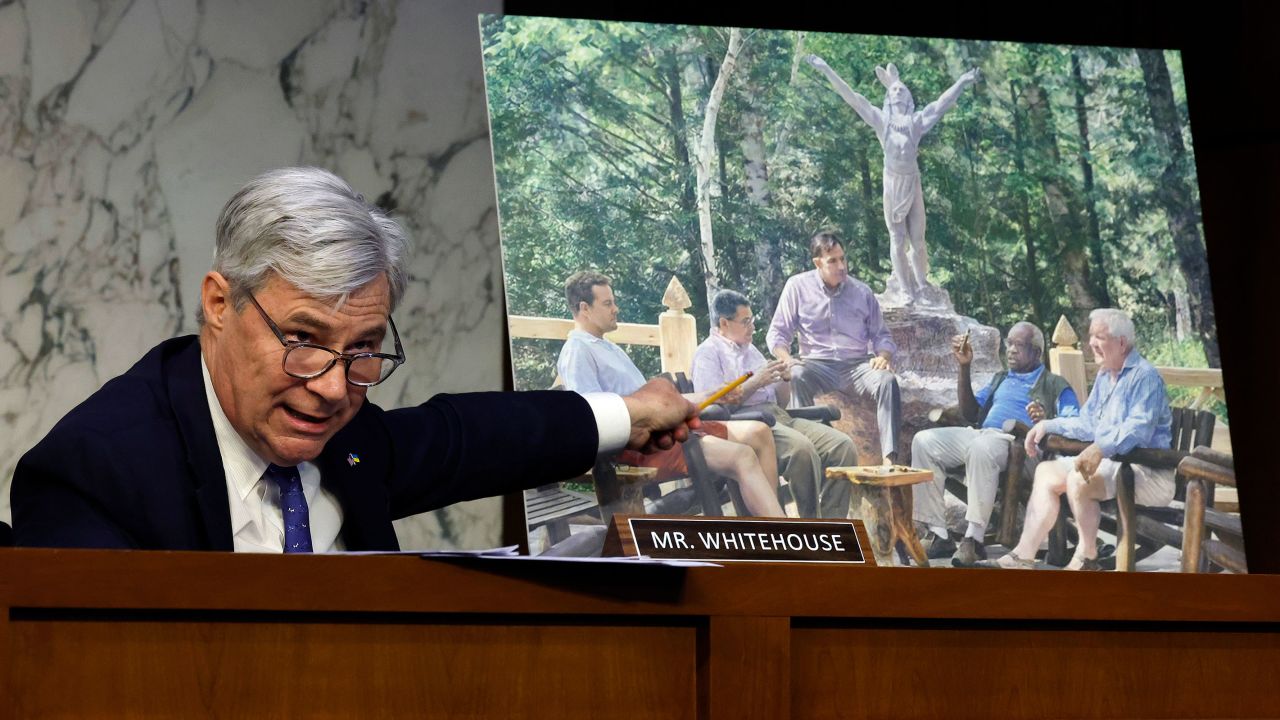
[[789, 358, 901, 461], [704, 420, 784, 517], [995, 457, 1175, 570], [911, 426, 1016, 566], [617, 420, 783, 517]]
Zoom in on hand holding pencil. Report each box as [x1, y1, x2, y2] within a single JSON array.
[[697, 372, 753, 411], [621, 378, 701, 454]]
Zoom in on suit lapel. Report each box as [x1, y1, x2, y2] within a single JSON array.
[[319, 424, 399, 551], [165, 338, 234, 551]]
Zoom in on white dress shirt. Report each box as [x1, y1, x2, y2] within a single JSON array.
[[201, 358, 345, 552], [200, 357, 630, 553]]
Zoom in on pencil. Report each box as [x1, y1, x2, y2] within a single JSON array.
[[697, 371, 753, 411]]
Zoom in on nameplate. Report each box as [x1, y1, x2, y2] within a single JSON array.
[[604, 515, 872, 565]]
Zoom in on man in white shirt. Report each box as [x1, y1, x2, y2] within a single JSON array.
[[12, 168, 697, 551], [557, 271, 785, 518]]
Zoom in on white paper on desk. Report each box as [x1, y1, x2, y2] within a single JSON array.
[[334, 545, 522, 557], [424, 553, 720, 568]]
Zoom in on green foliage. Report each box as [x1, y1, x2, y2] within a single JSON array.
[[482, 17, 1222, 412], [1143, 335, 1228, 422]]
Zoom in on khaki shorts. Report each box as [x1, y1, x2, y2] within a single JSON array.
[[1050, 456, 1176, 507]]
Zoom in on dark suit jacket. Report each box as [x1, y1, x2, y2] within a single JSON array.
[[12, 336, 597, 550]]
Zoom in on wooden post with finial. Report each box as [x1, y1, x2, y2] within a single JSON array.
[[1048, 315, 1087, 403], [659, 277, 697, 376]]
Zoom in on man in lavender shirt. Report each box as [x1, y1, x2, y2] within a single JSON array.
[[693, 290, 857, 519], [766, 231, 902, 463]]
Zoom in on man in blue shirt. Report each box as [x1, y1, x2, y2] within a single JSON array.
[[911, 322, 1080, 566], [993, 308, 1174, 571]]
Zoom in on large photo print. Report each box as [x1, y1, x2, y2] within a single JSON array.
[[481, 15, 1241, 571]]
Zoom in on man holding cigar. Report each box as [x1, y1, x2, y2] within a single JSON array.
[[910, 321, 1079, 566], [694, 290, 857, 519]]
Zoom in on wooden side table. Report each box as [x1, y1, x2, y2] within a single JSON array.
[[826, 465, 934, 567]]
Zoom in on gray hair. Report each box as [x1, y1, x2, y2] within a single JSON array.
[[197, 167, 410, 323], [710, 289, 750, 327], [1009, 321, 1045, 357], [1089, 308, 1136, 347]]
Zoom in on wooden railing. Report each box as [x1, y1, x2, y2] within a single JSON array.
[[508, 276, 698, 376], [1047, 316, 1227, 411]]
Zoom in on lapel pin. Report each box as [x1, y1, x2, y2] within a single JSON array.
[[347, 453, 361, 467]]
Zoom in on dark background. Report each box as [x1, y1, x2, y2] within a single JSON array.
[[502, 0, 1280, 573]]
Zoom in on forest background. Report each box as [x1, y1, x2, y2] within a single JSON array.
[[480, 16, 1221, 417]]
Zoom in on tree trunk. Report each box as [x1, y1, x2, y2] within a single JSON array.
[[739, 91, 771, 206], [1019, 50, 1101, 335], [737, 55, 784, 314], [856, 145, 880, 274], [1174, 284, 1192, 341], [772, 31, 805, 159], [1137, 48, 1220, 367], [694, 28, 744, 306], [662, 46, 707, 300], [1071, 50, 1113, 307], [1010, 79, 1049, 326]]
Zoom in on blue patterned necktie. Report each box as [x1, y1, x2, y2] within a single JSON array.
[[265, 464, 313, 553]]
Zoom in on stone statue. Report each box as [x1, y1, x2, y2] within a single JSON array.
[[806, 55, 979, 308]]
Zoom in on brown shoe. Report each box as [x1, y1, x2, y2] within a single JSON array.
[[951, 538, 988, 567]]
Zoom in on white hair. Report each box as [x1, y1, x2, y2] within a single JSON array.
[[197, 167, 410, 323], [1089, 308, 1136, 347]]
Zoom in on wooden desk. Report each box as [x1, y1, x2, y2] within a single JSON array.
[[1, 549, 1278, 719]]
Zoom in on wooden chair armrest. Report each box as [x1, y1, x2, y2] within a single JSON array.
[[701, 405, 776, 427], [928, 406, 970, 427], [1001, 419, 1031, 438], [1040, 433, 1092, 456], [1035, 432, 1183, 469], [1023, 425, 1188, 469], [1177, 455, 1237, 488], [1190, 445, 1233, 470]]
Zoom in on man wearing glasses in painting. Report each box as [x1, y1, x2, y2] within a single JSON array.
[[12, 167, 696, 552], [693, 290, 857, 520]]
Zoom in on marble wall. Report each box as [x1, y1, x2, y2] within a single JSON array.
[[0, 0, 508, 549]]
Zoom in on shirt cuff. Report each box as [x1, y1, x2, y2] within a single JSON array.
[[580, 392, 631, 456]]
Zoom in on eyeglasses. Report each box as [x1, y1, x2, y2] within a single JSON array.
[[248, 294, 406, 387], [730, 314, 755, 326]]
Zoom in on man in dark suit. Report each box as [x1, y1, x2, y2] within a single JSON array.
[[12, 167, 695, 552]]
